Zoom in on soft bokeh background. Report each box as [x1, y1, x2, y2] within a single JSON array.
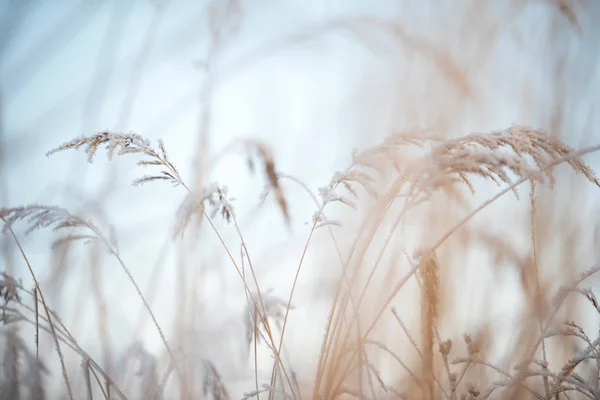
[[1, 0, 600, 397]]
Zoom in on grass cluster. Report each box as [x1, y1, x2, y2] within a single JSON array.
[[1, 124, 599, 399]]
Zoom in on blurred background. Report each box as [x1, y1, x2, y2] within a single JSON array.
[[1, 0, 600, 398]]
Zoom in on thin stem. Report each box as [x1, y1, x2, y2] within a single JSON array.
[[1, 218, 74, 400], [232, 218, 294, 398], [99, 233, 181, 380]]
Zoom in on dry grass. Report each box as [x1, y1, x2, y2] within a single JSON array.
[[2, 1, 600, 399], [0, 124, 599, 399]]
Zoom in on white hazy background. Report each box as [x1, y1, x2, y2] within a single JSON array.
[[1, 0, 600, 397]]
